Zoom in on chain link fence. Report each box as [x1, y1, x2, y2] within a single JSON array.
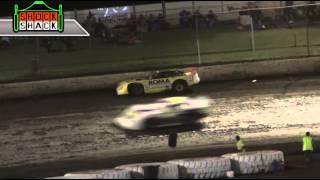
[[1, 1, 320, 83]]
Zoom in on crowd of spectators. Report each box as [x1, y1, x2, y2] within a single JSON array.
[[83, 6, 316, 44], [81, 11, 170, 45], [82, 11, 113, 43], [282, 1, 319, 23], [238, 1, 320, 30], [81, 9, 219, 45], [126, 13, 169, 45], [4, 3, 320, 51], [179, 9, 218, 29]]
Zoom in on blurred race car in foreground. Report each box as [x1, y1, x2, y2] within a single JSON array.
[[113, 96, 212, 130], [116, 69, 200, 96]]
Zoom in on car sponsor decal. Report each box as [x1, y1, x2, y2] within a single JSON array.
[[148, 79, 170, 85]]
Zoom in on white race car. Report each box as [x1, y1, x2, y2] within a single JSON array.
[[113, 96, 212, 130]]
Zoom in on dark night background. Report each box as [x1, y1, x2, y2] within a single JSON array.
[[0, 1, 173, 17]]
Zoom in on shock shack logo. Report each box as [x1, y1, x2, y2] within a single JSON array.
[[0, 0, 89, 36], [13, 1, 64, 32]]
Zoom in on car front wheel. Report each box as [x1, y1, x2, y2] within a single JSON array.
[[128, 84, 144, 96], [172, 80, 188, 93]]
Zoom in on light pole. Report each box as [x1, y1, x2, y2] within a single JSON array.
[[250, 16, 256, 55], [306, 21, 310, 56], [192, 1, 202, 66], [162, 1, 166, 20]]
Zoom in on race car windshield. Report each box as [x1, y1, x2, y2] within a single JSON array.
[[137, 109, 153, 112], [156, 99, 188, 106], [150, 72, 162, 79], [156, 100, 170, 104], [150, 71, 172, 79]]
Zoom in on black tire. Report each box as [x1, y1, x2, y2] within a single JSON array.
[[168, 133, 178, 148], [172, 80, 188, 93], [144, 118, 158, 129], [128, 83, 144, 96]]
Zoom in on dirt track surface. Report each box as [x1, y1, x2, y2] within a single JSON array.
[[1, 75, 320, 178]]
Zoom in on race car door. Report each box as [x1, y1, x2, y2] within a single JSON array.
[[147, 71, 171, 93]]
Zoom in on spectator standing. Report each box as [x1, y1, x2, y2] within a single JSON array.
[[249, 5, 263, 29], [154, 13, 161, 31], [127, 13, 137, 33], [306, 1, 316, 22], [157, 13, 167, 31], [138, 14, 147, 32], [179, 9, 188, 27], [95, 18, 106, 40], [187, 11, 193, 27], [136, 14, 146, 41], [147, 14, 155, 32], [284, 1, 294, 23], [82, 11, 95, 36], [127, 13, 138, 45], [193, 10, 206, 29], [207, 10, 217, 28], [101, 21, 112, 43]]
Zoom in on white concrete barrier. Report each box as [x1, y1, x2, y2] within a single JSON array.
[[198, 57, 320, 82], [115, 162, 179, 179], [168, 157, 231, 179], [221, 150, 285, 175], [0, 71, 149, 99], [62, 169, 132, 179], [1, 57, 320, 100]]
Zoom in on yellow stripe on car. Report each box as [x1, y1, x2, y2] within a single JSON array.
[[166, 97, 188, 103]]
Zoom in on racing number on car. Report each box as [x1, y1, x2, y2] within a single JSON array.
[[149, 78, 171, 89]]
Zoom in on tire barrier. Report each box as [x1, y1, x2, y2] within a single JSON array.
[[221, 150, 284, 175], [46, 176, 95, 179], [167, 157, 231, 179], [115, 162, 179, 179], [46, 151, 285, 179], [62, 169, 131, 179], [46, 176, 68, 179]]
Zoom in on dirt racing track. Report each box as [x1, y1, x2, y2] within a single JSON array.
[[1, 56, 320, 100], [1, 75, 320, 178]]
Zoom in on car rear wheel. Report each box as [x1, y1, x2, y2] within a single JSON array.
[[128, 84, 144, 96], [172, 80, 188, 93]]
